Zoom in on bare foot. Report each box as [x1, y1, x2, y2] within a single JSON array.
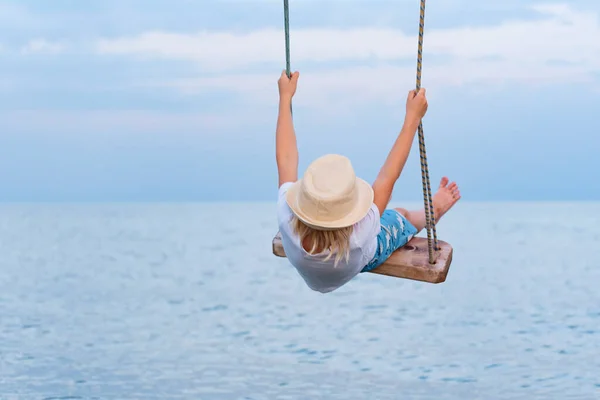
[[432, 177, 461, 221]]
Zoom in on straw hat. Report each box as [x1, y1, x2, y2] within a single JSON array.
[[286, 154, 374, 230]]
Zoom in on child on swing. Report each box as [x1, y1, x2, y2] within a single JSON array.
[[276, 70, 461, 293]]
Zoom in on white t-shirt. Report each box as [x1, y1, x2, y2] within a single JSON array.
[[277, 182, 381, 293]]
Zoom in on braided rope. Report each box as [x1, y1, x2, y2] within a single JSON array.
[[283, 0, 293, 115], [283, 0, 291, 78], [415, 0, 438, 263]]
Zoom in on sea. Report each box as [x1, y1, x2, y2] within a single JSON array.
[[0, 202, 599, 400]]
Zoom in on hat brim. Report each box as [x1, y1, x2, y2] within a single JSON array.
[[286, 178, 374, 230]]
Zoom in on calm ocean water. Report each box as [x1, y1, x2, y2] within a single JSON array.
[[0, 202, 599, 399]]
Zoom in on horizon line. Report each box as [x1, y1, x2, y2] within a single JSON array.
[[0, 200, 598, 205]]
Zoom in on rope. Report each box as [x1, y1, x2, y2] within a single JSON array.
[[414, 0, 438, 263], [283, 0, 293, 116], [283, 0, 291, 79]]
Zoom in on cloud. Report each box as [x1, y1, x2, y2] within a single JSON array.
[[20, 39, 65, 55], [94, 3, 600, 109], [155, 58, 593, 108], [95, 4, 600, 69]]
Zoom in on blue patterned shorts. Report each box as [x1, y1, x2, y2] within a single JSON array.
[[361, 209, 418, 273]]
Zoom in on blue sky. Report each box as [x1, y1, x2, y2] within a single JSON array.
[[0, 0, 599, 202]]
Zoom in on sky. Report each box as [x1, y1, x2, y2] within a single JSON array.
[[0, 0, 599, 202]]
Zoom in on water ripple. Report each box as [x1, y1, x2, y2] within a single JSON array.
[[0, 202, 599, 399]]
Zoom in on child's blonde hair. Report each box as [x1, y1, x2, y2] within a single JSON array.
[[291, 216, 353, 266]]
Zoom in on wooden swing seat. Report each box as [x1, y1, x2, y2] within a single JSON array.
[[272, 232, 453, 284]]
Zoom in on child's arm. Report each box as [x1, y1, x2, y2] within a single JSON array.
[[372, 89, 428, 214], [276, 71, 300, 187]]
